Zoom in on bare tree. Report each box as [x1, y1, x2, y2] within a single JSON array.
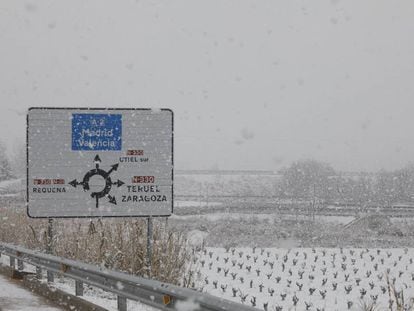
[[0, 140, 13, 181]]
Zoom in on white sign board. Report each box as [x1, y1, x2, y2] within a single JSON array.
[[27, 108, 173, 218]]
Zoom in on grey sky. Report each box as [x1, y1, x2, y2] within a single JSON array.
[[1, 0, 414, 171]]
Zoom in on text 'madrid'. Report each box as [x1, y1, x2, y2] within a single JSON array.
[[72, 113, 122, 151]]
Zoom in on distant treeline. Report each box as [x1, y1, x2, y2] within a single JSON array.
[[176, 159, 414, 208]]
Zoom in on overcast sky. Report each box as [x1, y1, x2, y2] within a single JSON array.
[[1, 0, 414, 172]]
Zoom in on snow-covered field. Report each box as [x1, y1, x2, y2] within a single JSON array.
[[174, 200, 223, 208], [172, 213, 355, 225], [195, 247, 414, 311]]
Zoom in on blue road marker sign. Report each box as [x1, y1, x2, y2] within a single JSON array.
[[72, 114, 122, 151]]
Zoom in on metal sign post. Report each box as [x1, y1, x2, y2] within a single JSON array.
[[46, 218, 54, 282], [147, 216, 153, 277], [46, 218, 53, 254]]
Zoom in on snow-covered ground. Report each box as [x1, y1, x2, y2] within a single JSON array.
[[174, 200, 223, 208], [195, 247, 414, 311], [172, 212, 354, 225], [51, 277, 159, 311], [0, 274, 62, 311], [2, 232, 414, 311]]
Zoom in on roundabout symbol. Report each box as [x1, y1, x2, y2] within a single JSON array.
[[68, 155, 125, 208]]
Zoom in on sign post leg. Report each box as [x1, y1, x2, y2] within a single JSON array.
[[47, 218, 53, 254], [47, 218, 54, 282], [147, 217, 153, 277]]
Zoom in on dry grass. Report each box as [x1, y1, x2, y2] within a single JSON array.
[[0, 207, 193, 285], [358, 275, 414, 311], [385, 274, 414, 311], [358, 300, 380, 311]]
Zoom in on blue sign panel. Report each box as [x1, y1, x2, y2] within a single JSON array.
[[72, 114, 122, 151]]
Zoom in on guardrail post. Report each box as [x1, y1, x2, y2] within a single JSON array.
[[9, 256, 15, 269], [75, 280, 84, 296], [117, 295, 127, 311], [36, 266, 42, 279], [17, 259, 24, 271], [47, 271, 54, 282]]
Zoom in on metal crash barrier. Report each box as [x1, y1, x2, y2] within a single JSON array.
[[0, 242, 255, 311]]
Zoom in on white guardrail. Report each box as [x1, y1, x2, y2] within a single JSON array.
[[0, 242, 256, 311]]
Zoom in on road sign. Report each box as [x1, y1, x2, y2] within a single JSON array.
[[27, 108, 173, 218]]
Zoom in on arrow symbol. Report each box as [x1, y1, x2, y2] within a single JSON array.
[[72, 155, 122, 209], [113, 179, 125, 187], [94, 155, 102, 169], [107, 163, 119, 175], [108, 195, 117, 205], [68, 179, 82, 188]]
